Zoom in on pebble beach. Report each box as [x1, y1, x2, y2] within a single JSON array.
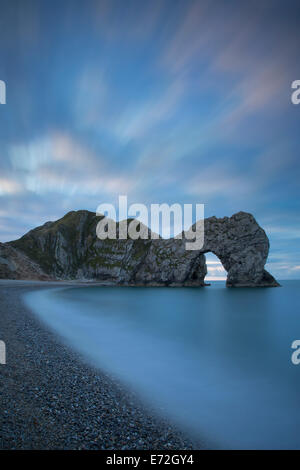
[[0, 281, 201, 450]]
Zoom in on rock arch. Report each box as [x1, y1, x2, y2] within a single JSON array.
[[130, 211, 279, 287], [195, 212, 279, 287], [3, 210, 279, 287]]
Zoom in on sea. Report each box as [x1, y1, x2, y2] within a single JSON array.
[[24, 280, 300, 449]]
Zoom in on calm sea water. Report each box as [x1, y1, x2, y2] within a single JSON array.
[[24, 281, 300, 449]]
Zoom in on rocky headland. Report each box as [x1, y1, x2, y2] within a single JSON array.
[[0, 210, 279, 287]]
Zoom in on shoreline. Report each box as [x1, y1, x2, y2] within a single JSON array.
[[0, 281, 204, 450]]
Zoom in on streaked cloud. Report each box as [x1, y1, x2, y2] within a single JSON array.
[[0, 177, 23, 196], [0, 0, 299, 278], [114, 78, 185, 142], [8, 133, 135, 197], [206, 258, 227, 281]]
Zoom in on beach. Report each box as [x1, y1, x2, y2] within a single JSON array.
[[0, 280, 199, 450]]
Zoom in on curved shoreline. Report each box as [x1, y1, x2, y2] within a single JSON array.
[[0, 280, 204, 450]]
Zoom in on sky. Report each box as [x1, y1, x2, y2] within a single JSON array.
[[0, 0, 299, 280]]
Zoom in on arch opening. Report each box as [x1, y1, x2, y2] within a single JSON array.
[[204, 252, 227, 285]]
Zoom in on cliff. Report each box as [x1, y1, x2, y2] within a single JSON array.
[[0, 242, 52, 281], [0, 210, 279, 287]]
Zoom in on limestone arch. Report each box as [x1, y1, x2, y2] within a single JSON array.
[[190, 212, 279, 287]]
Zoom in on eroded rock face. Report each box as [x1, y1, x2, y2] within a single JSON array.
[[0, 242, 52, 281], [198, 212, 280, 287], [4, 210, 279, 287], [130, 211, 279, 287], [6, 211, 207, 286]]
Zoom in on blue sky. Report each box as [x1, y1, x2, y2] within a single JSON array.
[[0, 0, 299, 279]]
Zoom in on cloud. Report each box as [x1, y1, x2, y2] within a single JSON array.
[[114, 78, 185, 142], [185, 163, 255, 200], [0, 177, 23, 195], [264, 226, 300, 240], [290, 265, 300, 271], [8, 132, 136, 197], [265, 260, 300, 280], [73, 67, 108, 132], [92, 0, 164, 41], [161, 0, 298, 141], [161, 0, 216, 75], [0, 0, 299, 277], [206, 260, 227, 281]]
